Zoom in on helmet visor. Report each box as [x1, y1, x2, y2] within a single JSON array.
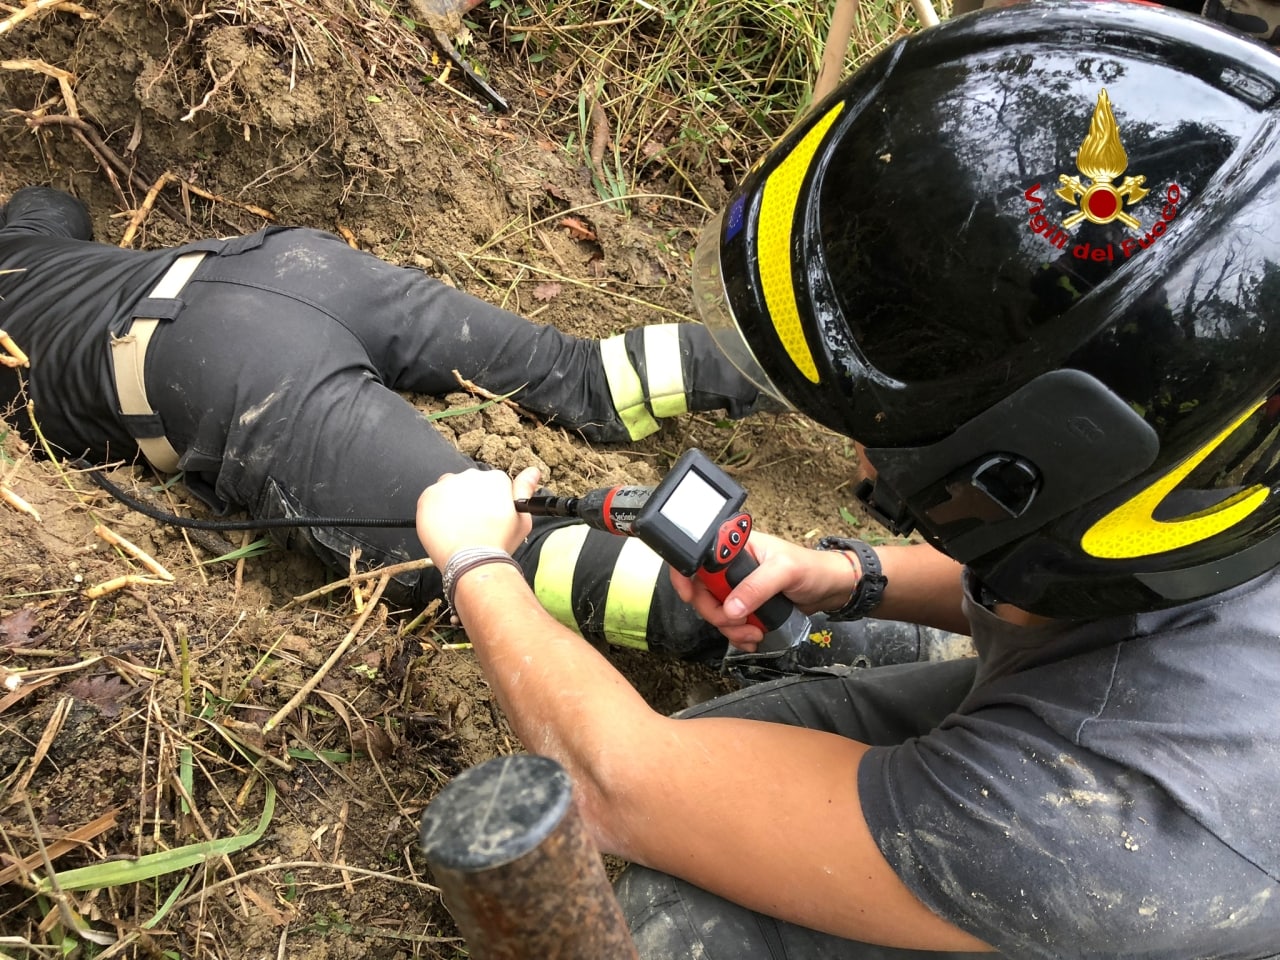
[[692, 210, 793, 408]]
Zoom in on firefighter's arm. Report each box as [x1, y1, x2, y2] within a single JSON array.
[[416, 468, 990, 951], [670, 531, 969, 648]]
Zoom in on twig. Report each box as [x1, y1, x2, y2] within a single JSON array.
[[118, 171, 175, 249], [23, 114, 186, 225], [16, 696, 71, 793], [262, 574, 390, 733], [285, 558, 431, 606], [167, 858, 442, 911], [0, 0, 92, 36], [180, 52, 242, 123], [0, 329, 30, 367], [0, 810, 119, 887], [348, 549, 364, 615], [84, 574, 171, 599], [1, 484, 41, 522], [94, 524, 176, 581], [177, 177, 273, 220], [451, 368, 534, 419], [0, 58, 78, 117]]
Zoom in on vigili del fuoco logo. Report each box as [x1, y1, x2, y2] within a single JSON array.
[[1024, 88, 1182, 262]]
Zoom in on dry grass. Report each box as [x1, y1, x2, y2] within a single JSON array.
[[477, 0, 940, 206]]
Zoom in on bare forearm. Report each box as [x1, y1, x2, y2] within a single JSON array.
[[873, 542, 969, 633], [809, 540, 967, 633], [449, 564, 657, 830]]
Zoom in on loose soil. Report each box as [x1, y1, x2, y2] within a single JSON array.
[[0, 3, 880, 955]]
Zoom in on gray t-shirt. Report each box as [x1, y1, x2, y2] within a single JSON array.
[[860, 569, 1280, 959]]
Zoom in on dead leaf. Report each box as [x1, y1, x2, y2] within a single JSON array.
[[65, 675, 133, 717], [542, 181, 569, 201], [532, 281, 561, 302], [0, 608, 38, 646], [558, 217, 597, 242]]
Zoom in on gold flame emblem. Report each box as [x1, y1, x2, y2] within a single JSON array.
[[1056, 89, 1149, 230]]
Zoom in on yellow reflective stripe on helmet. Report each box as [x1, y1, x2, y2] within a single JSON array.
[[756, 103, 845, 384], [601, 334, 660, 440], [643, 325, 688, 420], [1082, 401, 1270, 559], [531, 525, 590, 636], [602, 537, 662, 650]]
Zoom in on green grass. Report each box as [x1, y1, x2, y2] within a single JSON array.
[[480, 0, 931, 206]]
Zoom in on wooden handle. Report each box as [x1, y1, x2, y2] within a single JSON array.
[[421, 754, 640, 960]]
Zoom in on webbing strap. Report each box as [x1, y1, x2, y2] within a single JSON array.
[[109, 252, 206, 473], [600, 335, 659, 441], [642, 325, 688, 420]]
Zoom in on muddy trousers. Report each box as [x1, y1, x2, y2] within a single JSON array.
[[614, 658, 1001, 958], [140, 227, 759, 658]]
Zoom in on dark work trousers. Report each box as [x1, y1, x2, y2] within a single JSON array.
[[614, 657, 1000, 959], [141, 228, 741, 655]]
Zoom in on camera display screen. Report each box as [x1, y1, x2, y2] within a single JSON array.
[[659, 470, 731, 543]]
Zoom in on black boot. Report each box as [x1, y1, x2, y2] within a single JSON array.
[[720, 614, 974, 685]]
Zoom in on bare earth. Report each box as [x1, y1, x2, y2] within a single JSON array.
[[0, 3, 878, 955]]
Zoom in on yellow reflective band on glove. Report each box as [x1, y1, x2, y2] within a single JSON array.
[[531, 525, 590, 636], [601, 538, 662, 650], [601, 335, 660, 440], [643, 325, 688, 420]]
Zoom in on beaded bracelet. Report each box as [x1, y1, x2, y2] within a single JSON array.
[[441, 546, 522, 610]]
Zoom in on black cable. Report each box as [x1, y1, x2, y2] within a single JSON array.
[[78, 462, 417, 531]]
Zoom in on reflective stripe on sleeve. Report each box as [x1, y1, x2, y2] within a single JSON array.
[[601, 334, 660, 440], [643, 325, 688, 420], [530, 525, 591, 636], [601, 537, 663, 650]]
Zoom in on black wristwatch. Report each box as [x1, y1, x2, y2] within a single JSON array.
[[816, 536, 887, 621]]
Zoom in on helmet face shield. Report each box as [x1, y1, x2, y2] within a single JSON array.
[[704, 0, 1280, 616], [692, 208, 792, 408]]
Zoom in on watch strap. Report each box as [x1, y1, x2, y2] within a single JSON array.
[[816, 536, 887, 621]]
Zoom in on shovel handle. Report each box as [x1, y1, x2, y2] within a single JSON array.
[[420, 754, 640, 960]]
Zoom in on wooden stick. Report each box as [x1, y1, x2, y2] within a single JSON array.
[[23, 114, 187, 225], [0, 58, 78, 117], [94, 524, 175, 581], [118, 171, 175, 249], [84, 574, 171, 599], [1, 484, 41, 522], [910, 0, 940, 28], [812, 0, 858, 106], [0, 0, 89, 36], [263, 574, 390, 733], [0, 329, 30, 367], [286, 557, 432, 606]]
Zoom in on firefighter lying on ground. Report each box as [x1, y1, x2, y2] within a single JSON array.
[[414, 3, 1280, 956], [0, 184, 959, 671]]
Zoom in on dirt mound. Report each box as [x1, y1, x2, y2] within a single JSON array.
[[1, 1, 876, 954]]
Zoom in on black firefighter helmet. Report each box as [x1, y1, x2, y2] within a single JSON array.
[[694, 0, 1280, 618]]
